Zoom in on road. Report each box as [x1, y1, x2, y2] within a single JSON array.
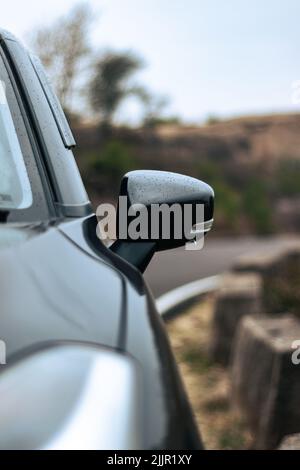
[[144, 236, 299, 298]]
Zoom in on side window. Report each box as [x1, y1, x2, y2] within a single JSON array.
[[0, 52, 53, 223], [0, 80, 32, 210]]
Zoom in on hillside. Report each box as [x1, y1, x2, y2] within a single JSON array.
[[73, 113, 300, 235], [156, 113, 300, 163]]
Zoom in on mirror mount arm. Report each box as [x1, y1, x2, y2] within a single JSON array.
[[110, 240, 156, 273], [0, 210, 9, 223]]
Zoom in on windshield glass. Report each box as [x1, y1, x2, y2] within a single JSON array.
[[0, 79, 32, 210]]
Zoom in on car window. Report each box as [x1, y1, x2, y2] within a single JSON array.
[[0, 80, 32, 210], [0, 52, 54, 223]]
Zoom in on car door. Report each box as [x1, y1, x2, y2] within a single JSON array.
[[0, 31, 203, 449]]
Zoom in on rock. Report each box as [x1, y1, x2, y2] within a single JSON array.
[[231, 314, 300, 449], [232, 243, 300, 314], [278, 433, 300, 450], [210, 272, 262, 365]]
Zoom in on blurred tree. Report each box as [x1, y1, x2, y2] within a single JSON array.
[[276, 159, 300, 197], [88, 52, 145, 126], [134, 88, 170, 128], [242, 179, 273, 234], [206, 114, 221, 125], [143, 115, 181, 127], [28, 2, 94, 113], [92, 140, 136, 179]]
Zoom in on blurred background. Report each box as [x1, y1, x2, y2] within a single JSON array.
[[2, 0, 300, 449], [2, 0, 299, 296]]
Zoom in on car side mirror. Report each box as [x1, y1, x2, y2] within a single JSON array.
[[110, 170, 214, 272]]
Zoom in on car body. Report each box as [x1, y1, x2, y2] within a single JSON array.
[[0, 29, 204, 450]]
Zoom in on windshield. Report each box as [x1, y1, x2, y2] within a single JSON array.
[[0, 50, 52, 224], [0, 79, 32, 210]]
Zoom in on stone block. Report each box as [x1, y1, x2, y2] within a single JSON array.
[[278, 433, 300, 450], [232, 243, 300, 314], [231, 314, 300, 449], [210, 272, 262, 365]]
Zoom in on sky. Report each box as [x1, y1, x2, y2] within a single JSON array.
[[1, 0, 300, 123]]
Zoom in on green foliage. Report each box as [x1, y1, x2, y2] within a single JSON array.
[[276, 159, 300, 196], [143, 115, 181, 128], [88, 52, 143, 125], [197, 162, 241, 231], [214, 181, 242, 230], [180, 346, 213, 373], [197, 161, 222, 182], [206, 115, 221, 125], [197, 161, 274, 233], [90, 139, 136, 180], [242, 179, 273, 234], [218, 428, 247, 450]]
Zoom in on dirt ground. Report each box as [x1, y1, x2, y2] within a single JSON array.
[[166, 297, 253, 450]]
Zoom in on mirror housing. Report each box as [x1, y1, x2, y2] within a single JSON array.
[[111, 170, 214, 272]]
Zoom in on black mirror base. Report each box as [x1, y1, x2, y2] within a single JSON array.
[[110, 240, 156, 273]]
